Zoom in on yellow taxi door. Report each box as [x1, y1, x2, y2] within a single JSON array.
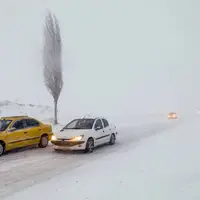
[[23, 119, 42, 146], [5, 120, 27, 150]]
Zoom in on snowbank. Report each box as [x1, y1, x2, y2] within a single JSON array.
[[0, 100, 53, 121], [5, 117, 200, 200]]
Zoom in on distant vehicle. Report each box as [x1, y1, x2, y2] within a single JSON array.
[[51, 117, 118, 153], [0, 116, 53, 156], [168, 112, 177, 119]]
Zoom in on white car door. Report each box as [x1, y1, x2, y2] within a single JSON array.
[[101, 118, 111, 143], [93, 118, 105, 146]]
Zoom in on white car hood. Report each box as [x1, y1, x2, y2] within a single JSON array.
[[55, 129, 91, 139]]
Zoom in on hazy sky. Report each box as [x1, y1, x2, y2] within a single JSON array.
[[0, 0, 200, 118]]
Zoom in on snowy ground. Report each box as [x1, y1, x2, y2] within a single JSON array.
[[0, 115, 188, 199], [0, 103, 198, 199]]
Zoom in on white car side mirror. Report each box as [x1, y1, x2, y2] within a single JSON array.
[[95, 126, 101, 131]]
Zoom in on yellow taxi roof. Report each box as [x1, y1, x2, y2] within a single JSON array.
[[0, 116, 29, 121]]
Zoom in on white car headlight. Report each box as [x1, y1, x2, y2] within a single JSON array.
[[51, 135, 57, 141], [71, 135, 84, 141]]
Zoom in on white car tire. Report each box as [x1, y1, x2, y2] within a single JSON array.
[[109, 134, 116, 145], [84, 138, 94, 153]]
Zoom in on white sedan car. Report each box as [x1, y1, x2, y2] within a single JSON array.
[[51, 117, 118, 153]]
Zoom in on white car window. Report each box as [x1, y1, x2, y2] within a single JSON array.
[[102, 119, 109, 128], [95, 119, 103, 129]]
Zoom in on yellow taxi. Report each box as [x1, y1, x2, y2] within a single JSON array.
[[0, 116, 53, 156], [168, 112, 177, 119]]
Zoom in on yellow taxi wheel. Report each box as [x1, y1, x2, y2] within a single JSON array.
[[0, 142, 5, 156], [38, 135, 48, 148]]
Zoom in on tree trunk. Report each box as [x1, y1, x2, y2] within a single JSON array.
[[54, 99, 58, 124]]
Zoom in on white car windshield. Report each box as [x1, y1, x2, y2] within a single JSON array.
[[63, 118, 95, 130]]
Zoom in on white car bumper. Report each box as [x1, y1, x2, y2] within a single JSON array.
[[51, 140, 86, 151]]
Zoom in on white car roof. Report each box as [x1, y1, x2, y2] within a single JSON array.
[[81, 116, 108, 120]]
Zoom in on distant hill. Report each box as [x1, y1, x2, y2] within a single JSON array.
[[0, 100, 54, 123]]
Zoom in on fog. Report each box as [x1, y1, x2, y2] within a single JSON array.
[[0, 0, 199, 119]]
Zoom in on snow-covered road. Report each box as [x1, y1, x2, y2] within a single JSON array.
[[0, 118, 182, 199], [7, 116, 198, 200]]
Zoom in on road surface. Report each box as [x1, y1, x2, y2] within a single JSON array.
[[0, 119, 180, 199]]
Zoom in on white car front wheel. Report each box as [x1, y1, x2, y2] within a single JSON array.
[[84, 138, 94, 153]]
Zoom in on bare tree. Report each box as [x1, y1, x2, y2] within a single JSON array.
[[43, 11, 63, 124]]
